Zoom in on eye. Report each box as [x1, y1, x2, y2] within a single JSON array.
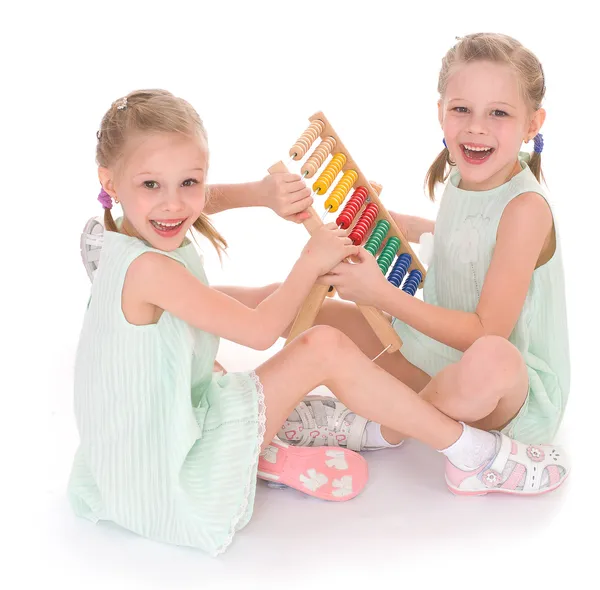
[[144, 180, 159, 189], [451, 106, 469, 113], [491, 109, 508, 117], [182, 178, 199, 187]]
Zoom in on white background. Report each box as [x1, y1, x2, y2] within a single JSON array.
[[1, 1, 598, 588]]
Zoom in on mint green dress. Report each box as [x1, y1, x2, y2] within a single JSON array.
[[68, 231, 266, 556], [393, 155, 570, 444]]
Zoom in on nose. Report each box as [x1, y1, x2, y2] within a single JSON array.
[[466, 111, 488, 135], [161, 188, 185, 212]]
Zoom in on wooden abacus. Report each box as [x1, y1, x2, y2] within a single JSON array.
[[268, 111, 426, 355]]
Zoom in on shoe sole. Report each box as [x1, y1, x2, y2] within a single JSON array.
[[445, 470, 570, 496], [258, 439, 368, 501]]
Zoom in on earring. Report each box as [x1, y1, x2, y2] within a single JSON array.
[[114, 196, 120, 204]]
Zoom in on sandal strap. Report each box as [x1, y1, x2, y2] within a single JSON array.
[[295, 401, 318, 445], [295, 401, 317, 429], [489, 432, 512, 474], [84, 233, 104, 247], [521, 445, 554, 491], [346, 415, 368, 452], [310, 400, 329, 427], [489, 434, 555, 492], [329, 402, 350, 446]]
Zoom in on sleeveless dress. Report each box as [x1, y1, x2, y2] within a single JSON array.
[[68, 230, 266, 556], [393, 155, 570, 444]]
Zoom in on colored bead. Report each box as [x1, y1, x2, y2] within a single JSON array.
[[388, 253, 412, 287], [302, 137, 336, 178], [402, 269, 422, 296], [290, 119, 325, 159], [313, 153, 346, 194], [364, 219, 390, 255], [336, 186, 368, 229], [348, 203, 378, 245], [325, 169, 358, 212]]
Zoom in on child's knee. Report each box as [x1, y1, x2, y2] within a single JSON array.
[[459, 336, 526, 396], [298, 325, 353, 360]]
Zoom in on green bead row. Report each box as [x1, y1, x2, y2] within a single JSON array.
[[364, 219, 390, 256], [377, 236, 401, 274]]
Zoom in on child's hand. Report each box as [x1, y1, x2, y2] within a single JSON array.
[[261, 173, 313, 223], [318, 248, 388, 306], [369, 180, 383, 194], [301, 223, 359, 276]]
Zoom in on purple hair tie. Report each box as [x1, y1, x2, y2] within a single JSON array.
[[533, 133, 544, 154], [98, 188, 113, 209]]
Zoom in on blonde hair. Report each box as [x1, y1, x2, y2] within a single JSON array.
[[96, 89, 227, 255], [425, 33, 546, 199]]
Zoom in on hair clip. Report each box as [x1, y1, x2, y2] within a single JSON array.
[[98, 188, 113, 209], [116, 97, 128, 111]]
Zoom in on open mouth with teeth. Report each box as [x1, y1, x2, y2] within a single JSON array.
[[460, 144, 495, 164], [150, 219, 187, 237]]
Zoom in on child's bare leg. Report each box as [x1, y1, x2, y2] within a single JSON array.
[[229, 285, 528, 445], [223, 283, 431, 389], [255, 325, 462, 452], [380, 335, 529, 444], [254, 325, 570, 497], [419, 335, 528, 428], [306, 297, 431, 390]]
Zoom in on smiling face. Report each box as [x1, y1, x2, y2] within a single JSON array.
[[99, 132, 208, 250], [439, 60, 543, 191]]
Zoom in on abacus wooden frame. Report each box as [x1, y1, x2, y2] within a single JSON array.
[[268, 111, 426, 354]]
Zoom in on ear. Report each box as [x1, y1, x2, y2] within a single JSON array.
[[526, 108, 546, 141], [98, 167, 117, 198], [437, 100, 444, 127]]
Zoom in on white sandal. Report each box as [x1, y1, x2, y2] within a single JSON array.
[[278, 395, 398, 452], [80, 216, 105, 282], [445, 432, 570, 496]]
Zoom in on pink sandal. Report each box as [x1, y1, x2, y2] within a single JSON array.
[[258, 439, 368, 501], [446, 432, 570, 496]]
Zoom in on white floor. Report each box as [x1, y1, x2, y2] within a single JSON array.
[[27, 334, 587, 590]]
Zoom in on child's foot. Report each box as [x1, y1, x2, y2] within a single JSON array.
[[445, 431, 570, 496], [80, 216, 105, 282], [258, 439, 368, 501], [278, 395, 403, 452]]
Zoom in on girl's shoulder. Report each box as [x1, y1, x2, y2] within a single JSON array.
[[101, 232, 209, 291], [102, 231, 192, 267]]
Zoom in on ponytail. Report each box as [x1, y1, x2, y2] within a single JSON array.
[[424, 147, 454, 200]]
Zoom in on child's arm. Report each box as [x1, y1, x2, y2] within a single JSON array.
[[127, 226, 358, 351], [323, 193, 553, 352], [366, 182, 435, 243], [213, 284, 279, 309], [389, 212, 435, 243], [205, 174, 313, 223]]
